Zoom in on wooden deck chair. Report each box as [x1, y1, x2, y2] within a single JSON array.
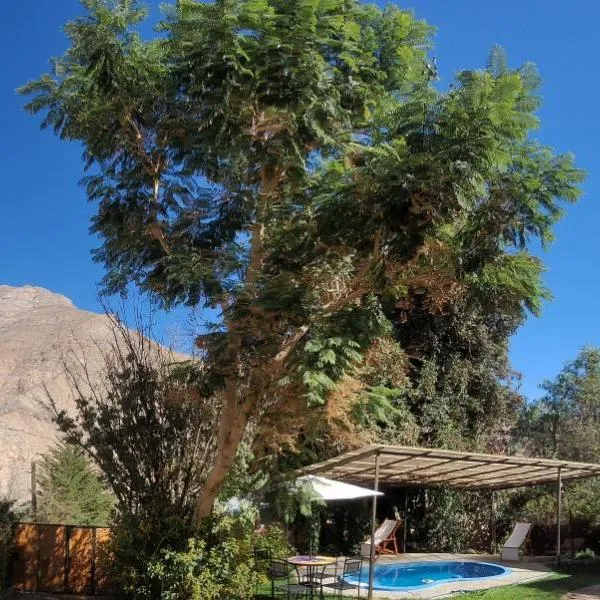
[[501, 522, 532, 561], [361, 518, 402, 558]]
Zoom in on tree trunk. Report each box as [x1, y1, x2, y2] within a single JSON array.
[[191, 162, 301, 525], [192, 397, 250, 524]]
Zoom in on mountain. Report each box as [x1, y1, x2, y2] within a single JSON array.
[[0, 285, 126, 504]]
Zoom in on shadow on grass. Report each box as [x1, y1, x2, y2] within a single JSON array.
[[463, 570, 600, 600]]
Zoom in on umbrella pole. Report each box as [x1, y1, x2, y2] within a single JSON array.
[[309, 511, 314, 558], [368, 451, 381, 600]]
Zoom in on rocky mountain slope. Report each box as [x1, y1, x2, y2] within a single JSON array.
[[0, 285, 125, 504]]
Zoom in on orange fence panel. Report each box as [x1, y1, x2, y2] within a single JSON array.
[[13, 523, 39, 591], [38, 525, 67, 592], [68, 526, 93, 594], [94, 527, 113, 595], [12, 523, 113, 594]]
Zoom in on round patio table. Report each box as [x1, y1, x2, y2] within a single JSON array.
[[285, 555, 336, 599]]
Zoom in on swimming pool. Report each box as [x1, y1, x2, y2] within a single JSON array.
[[344, 560, 511, 592]]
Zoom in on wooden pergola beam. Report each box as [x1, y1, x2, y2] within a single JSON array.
[[341, 454, 420, 479], [381, 458, 513, 484], [423, 465, 554, 487], [480, 470, 599, 490], [302, 444, 600, 490]]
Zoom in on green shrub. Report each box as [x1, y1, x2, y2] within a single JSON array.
[[106, 509, 195, 598], [574, 548, 596, 560], [110, 510, 291, 600], [254, 524, 293, 560], [0, 500, 15, 592], [144, 537, 256, 600]]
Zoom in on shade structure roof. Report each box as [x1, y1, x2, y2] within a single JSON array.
[[301, 445, 600, 490], [297, 475, 383, 500]]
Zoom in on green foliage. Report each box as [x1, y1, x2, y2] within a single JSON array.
[[254, 523, 293, 562], [353, 386, 419, 445], [120, 508, 291, 600], [516, 347, 600, 461], [54, 321, 217, 533], [410, 489, 490, 552], [321, 502, 371, 556], [125, 514, 272, 600], [49, 319, 223, 593], [510, 478, 600, 530], [22, 0, 584, 517], [301, 337, 363, 405], [563, 479, 600, 525], [269, 479, 325, 526], [36, 443, 113, 526], [508, 347, 600, 548], [218, 442, 269, 502], [20, 0, 433, 306], [0, 500, 15, 592], [574, 548, 596, 560]]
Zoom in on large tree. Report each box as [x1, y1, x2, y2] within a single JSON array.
[[22, 0, 583, 524]]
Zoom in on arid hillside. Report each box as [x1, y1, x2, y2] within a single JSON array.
[[0, 285, 122, 504]]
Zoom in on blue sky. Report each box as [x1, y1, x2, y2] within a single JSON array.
[[2, 1, 598, 400]]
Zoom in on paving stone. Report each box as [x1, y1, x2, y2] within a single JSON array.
[[564, 585, 600, 599]]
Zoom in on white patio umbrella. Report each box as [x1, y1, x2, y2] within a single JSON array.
[[295, 475, 383, 558], [297, 475, 383, 500]]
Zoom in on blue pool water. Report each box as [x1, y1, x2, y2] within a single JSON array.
[[344, 561, 510, 591]]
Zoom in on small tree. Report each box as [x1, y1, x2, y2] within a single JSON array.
[[53, 314, 219, 555], [36, 443, 113, 526]]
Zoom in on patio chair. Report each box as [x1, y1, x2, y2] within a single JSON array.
[[305, 556, 343, 586], [321, 556, 363, 598], [268, 558, 314, 599], [501, 522, 532, 561], [360, 518, 402, 557], [254, 548, 274, 599]]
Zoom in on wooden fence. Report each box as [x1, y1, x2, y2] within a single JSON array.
[[12, 523, 111, 594]]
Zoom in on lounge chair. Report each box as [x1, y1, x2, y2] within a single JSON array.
[[361, 518, 402, 557], [501, 522, 531, 561]]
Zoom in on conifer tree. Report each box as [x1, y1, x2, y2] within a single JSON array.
[[22, 1, 584, 524], [36, 443, 113, 526]]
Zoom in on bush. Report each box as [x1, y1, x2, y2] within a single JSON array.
[[106, 510, 196, 598], [0, 530, 10, 593], [320, 502, 371, 556], [110, 510, 291, 600], [0, 500, 15, 592], [144, 536, 256, 600], [574, 548, 596, 560], [410, 488, 490, 553], [254, 523, 294, 560]]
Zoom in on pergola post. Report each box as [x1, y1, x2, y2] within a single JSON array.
[[403, 491, 408, 553], [556, 466, 562, 564], [367, 451, 381, 600], [490, 490, 496, 554]]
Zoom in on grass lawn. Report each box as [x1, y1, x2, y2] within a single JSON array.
[[256, 572, 600, 599], [457, 573, 600, 599]]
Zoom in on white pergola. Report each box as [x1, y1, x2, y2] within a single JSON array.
[[302, 445, 600, 599]]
